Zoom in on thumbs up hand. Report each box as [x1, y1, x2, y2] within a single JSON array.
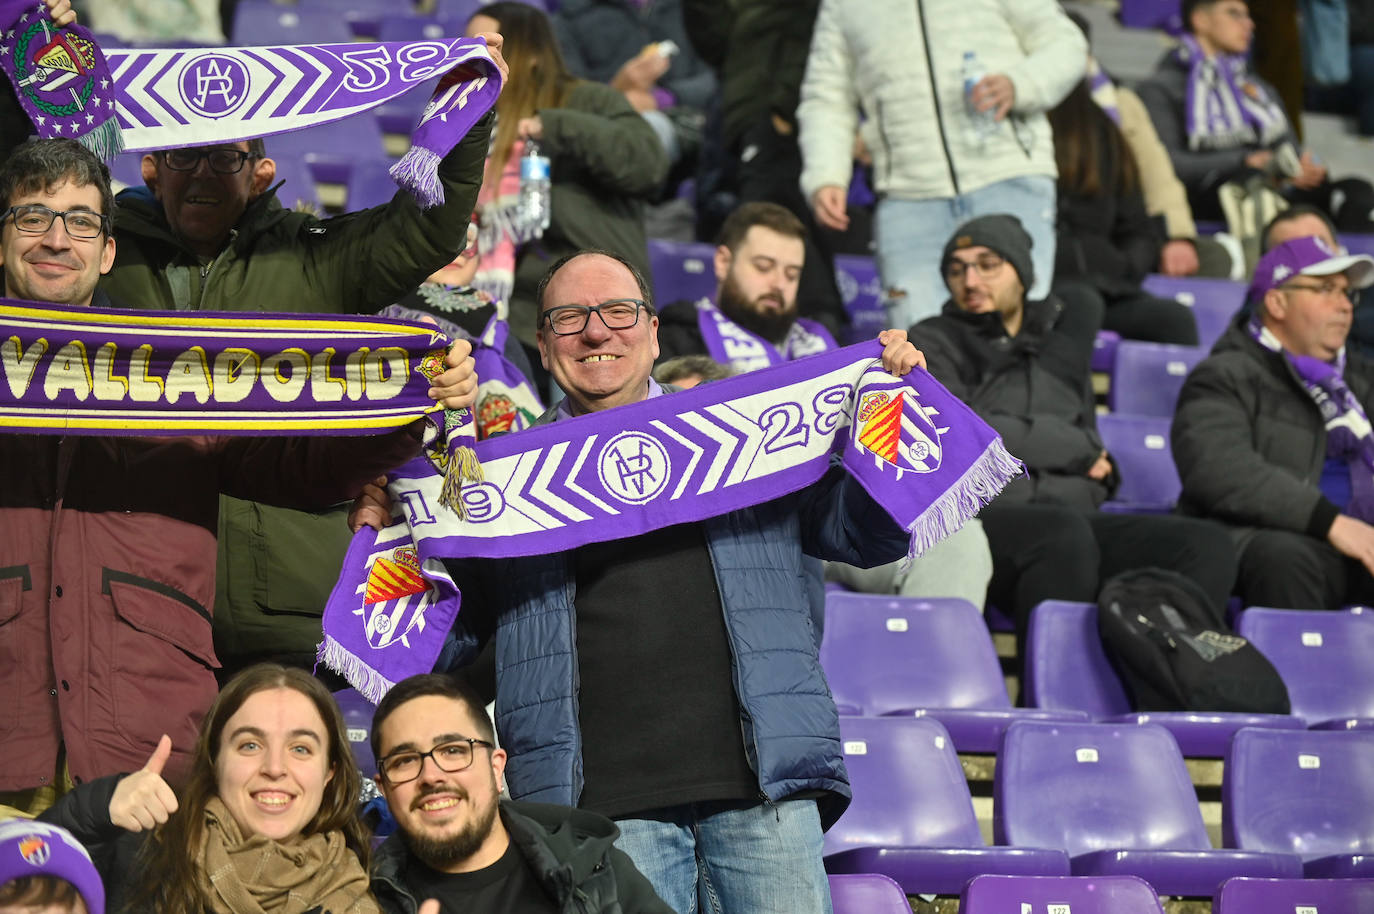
[[109, 735, 180, 832]]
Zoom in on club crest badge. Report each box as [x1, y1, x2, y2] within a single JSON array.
[[17, 835, 50, 866], [477, 390, 536, 440], [6, 12, 98, 128], [364, 546, 427, 604], [853, 377, 948, 476], [360, 544, 433, 650]]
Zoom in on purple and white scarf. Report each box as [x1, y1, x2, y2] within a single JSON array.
[[1177, 33, 1288, 152], [1087, 57, 1120, 126], [0, 297, 457, 435], [1249, 318, 1374, 521], [0, 0, 123, 158], [695, 297, 837, 373], [319, 342, 1024, 699]]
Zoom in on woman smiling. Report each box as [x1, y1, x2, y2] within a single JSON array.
[[42, 665, 377, 914]]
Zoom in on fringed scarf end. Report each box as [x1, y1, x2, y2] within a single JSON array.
[[316, 634, 395, 704], [390, 147, 445, 209], [902, 439, 1024, 567]]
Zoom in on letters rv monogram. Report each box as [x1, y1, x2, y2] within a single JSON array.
[[179, 54, 250, 118]]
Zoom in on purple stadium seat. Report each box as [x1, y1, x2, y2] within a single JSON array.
[[107, 152, 147, 191], [1214, 876, 1374, 912], [1092, 330, 1121, 375], [961, 874, 1165, 913], [647, 239, 717, 305], [995, 720, 1303, 896], [1342, 233, 1374, 258], [296, 0, 405, 37], [1118, 0, 1180, 29], [1108, 341, 1206, 416], [834, 254, 885, 345], [1224, 728, 1374, 878], [374, 76, 441, 136], [1097, 413, 1181, 513], [820, 592, 1087, 753], [1024, 601, 1304, 757], [376, 15, 459, 42], [332, 687, 378, 778], [1142, 274, 1246, 351], [231, 0, 357, 44], [344, 157, 402, 212], [267, 116, 388, 186], [824, 716, 1071, 894], [827, 873, 910, 914], [1238, 607, 1374, 728], [267, 150, 324, 214]]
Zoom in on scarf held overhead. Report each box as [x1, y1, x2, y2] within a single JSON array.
[[0, 297, 455, 434], [320, 342, 1025, 700]]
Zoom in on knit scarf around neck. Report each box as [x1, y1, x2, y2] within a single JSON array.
[[194, 797, 379, 914], [1176, 33, 1288, 151]]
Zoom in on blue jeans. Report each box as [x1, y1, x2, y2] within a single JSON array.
[[614, 798, 832, 914], [875, 175, 1057, 329]]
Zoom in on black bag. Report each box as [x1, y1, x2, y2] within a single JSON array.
[[1097, 569, 1290, 714]]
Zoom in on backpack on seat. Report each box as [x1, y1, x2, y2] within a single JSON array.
[[1097, 569, 1290, 714]]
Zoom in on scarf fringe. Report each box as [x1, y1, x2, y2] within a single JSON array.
[[77, 119, 125, 160], [317, 634, 394, 704], [903, 438, 1024, 565], [438, 444, 483, 517], [390, 146, 444, 209]]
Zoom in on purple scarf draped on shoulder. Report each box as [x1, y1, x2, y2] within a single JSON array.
[[1176, 33, 1288, 152], [694, 297, 837, 373]]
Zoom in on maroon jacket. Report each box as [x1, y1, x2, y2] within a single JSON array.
[[0, 430, 419, 791]]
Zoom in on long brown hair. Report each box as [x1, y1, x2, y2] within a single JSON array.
[[128, 665, 368, 914], [469, 2, 578, 188], [1048, 78, 1141, 199]]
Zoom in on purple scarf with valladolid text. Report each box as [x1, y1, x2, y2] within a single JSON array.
[[1248, 318, 1374, 522], [1176, 33, 1288, 152], [0, 297, 456, 434], [1, 0, 501, 207], [694, 297, 837, 373], [319, 343, 1025, 700]]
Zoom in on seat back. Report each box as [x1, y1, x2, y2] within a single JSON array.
[[1097, 413, 1182, 510], [344, 157, 402, 212], [1223, 727, 1374, 859], [961, 874, 1165, 913], [834, 254, 884, 344], [1237, 607, 1374, 724], [647, 239, 717, 305], [1108, 342, 1206, 416], [332, 688, 378, 778], [827, 873, 911, 914], [820, 592, 1010, 714], [1214, 876, 1374, 912], [267, 117, 388, 186], [1024, 601, 1133, 717], [824, 717, 985, 855], [995, 720, 1209, 856], [1141, 274, 1245, 351], [231, 0, 357, 44]]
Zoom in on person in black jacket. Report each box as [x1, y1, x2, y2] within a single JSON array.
[[369, 674, 672, 914], [910, 215, 1238, 656], [1048, 79, 1199, 345]]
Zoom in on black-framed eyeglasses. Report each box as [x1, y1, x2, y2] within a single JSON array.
[[378, 738, 494, 784], [541, 298, 651, 336], [161, 148, 257, 174], [1, 204, 108, 239], [944, 254, 1007, 284], [1281, 279, 1360, 306]]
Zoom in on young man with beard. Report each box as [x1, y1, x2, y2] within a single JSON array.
[[656, 201, 836, 371], [369, 674, 672, 914]]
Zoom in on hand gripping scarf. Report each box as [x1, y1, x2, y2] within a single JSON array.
[[1176, 33, 1288, 152], [1248, 317, 1374, 523], [1, 1, 503, 207], [319, 342, 1025, 700], [694, 297, 837, 373]]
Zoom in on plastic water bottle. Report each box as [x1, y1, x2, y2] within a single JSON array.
[[962, 51, 998, 145], [519, 140, 552, 240]]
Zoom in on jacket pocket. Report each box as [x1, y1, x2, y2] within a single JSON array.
[[105, 569, 220, 751], [0, 566, 32, 738]]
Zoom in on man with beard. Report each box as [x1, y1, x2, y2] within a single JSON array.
[[369, 673, 672, 914], [656, 201, 836, 370]]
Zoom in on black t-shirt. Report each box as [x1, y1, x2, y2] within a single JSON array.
[[404, 840, 558, 914], [573, 521, 758, 818]]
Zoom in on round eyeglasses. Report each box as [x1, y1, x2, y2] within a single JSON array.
[[541, 299, 650, 336], [161, 148, 257, 174], [2, 204, 108, 239], [378, 738, 494, 785], [944, 254, 1007, 283]]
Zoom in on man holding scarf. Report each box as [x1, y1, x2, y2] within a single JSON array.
[[1173, 236, 1374, 610], [1137, 0, 1374, 231], [354, 248, 925, 913], [0, 136, 478, 816]]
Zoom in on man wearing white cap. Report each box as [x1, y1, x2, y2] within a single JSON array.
[[1172, 235, 1374, 609]]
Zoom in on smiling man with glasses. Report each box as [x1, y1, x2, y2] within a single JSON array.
[[1174, 235, 1374, 611], [369, 673, 671, 914]]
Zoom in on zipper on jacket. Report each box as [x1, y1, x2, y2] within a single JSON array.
[[914, 0, 961, 196], [194, 229, 235, 310]]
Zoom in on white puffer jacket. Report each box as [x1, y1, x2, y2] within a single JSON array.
[[797, 0, 1087, 203]]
